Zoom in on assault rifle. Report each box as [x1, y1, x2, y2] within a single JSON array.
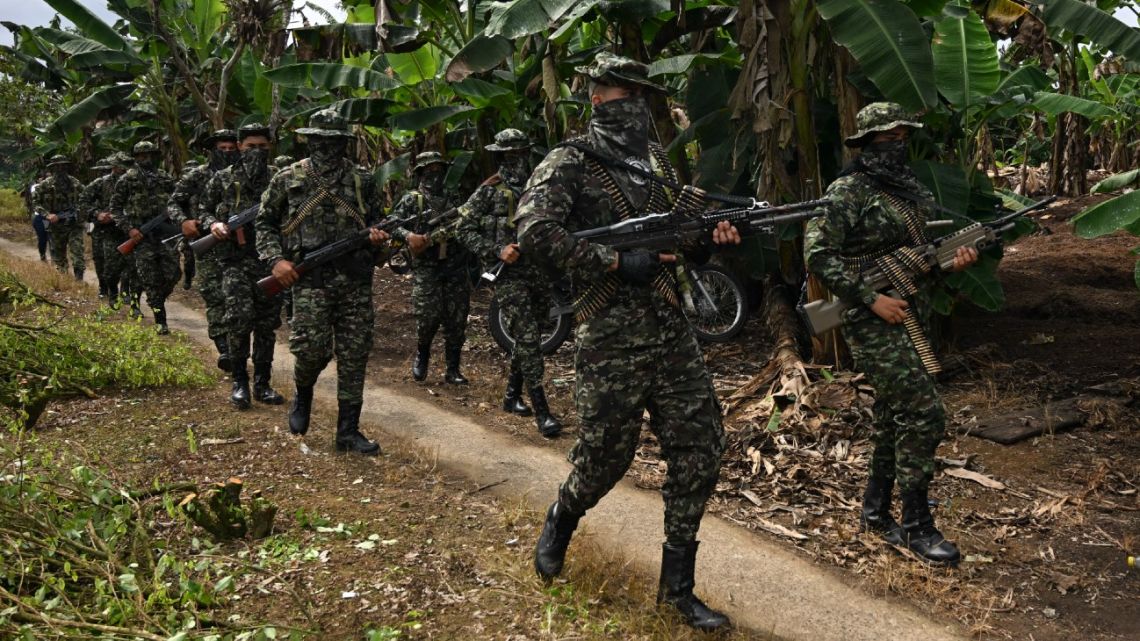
[[188, 204, 260, 256], [49, 209, 79, 224], [800, 196, 1057, 335], [117, 211, 176, 255], [256, 216, 411, 296]]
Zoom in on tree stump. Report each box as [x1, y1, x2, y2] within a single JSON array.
[[178, 477, 277, 541]]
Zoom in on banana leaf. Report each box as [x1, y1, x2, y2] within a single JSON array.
[[944, 254, 1004, 311], [1073, 190, 1140, 239], [1091, 169, 1140, 194], [44, 0, 132, 52], [485, 0, 580, 40], [445, 35, 513, 82], [1032, 0, 1140, 61], [1031, 91, 1117, 119], [264, 62, 400, 92], [932, 4, 1000, 110], [912, 160, 971, 217], [48, 84, 135, 138], [387, 44, 439, 86], [389, 105, 474, 131]]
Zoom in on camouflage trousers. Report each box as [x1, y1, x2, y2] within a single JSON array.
[[289, 273, 374, 403], [49, 221, 85, 274], [560, 329, 726, 544], [495, 268, 550, 388], [411, 261, 471, 350], [92, 227, 126, 287], [843, 315, 946, 492], [221, 256, 282, 364], [195, 254, 228, 342], [132, 242, 180, 313]]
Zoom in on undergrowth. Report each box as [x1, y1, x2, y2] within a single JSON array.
[[0, 188, 27, 222]]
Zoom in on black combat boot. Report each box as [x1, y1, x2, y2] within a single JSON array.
[[253, 362, 284, 405], [444, 346, 468, 385], [534, 500, 581, 581], [529, 387, 562, 438], [860, 476, 904, 546], [213, 337, 231, 372], [229, 335, 251, 410], [153, 307, 169, 335], [129, 296, 142, 319], [73, 267, 84, 281], [182, 255, 195, 290], [97, 277, 107, 299], [657, 541, 730, 631], [288, 385, 313, 435], [411, 343, 430, 382], [106, 280, 118, 307], [900, 488, 961, 567], [502, 367, 532, 416], [334, 400, 380, 456]]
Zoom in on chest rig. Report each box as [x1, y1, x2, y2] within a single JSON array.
[[572, 141, 680, 324], [282, 160, 367, 236], [844, 172, 941, 376]]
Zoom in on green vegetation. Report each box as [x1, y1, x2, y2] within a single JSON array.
[[0, 189, 27, 222]]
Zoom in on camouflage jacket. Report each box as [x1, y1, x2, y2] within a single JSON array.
[[111, 167, 176, 238], [388, 188, 463, 264], [167, 164, 215, 225], [200, 163, 270, 261], [804, 171, 937, 321], [255, 158, 383, 280], [79, 174, 118, 232], [453, 176, 529, 271], [33, 174, 85, 224]]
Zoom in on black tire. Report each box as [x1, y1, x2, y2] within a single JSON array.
[[684, 264, 748, 342], [488, 297, 573, 356]]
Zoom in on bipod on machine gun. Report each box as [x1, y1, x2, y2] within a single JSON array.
[[800, 196, 1057, 335]]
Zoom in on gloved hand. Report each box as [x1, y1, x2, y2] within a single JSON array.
[[616, 250, 660, 285]]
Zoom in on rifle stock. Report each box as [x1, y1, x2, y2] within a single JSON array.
[[117, 235, 142, 255], [189, 204, 260, 256]]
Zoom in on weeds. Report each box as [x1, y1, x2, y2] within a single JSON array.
[[0, 188, 27, 222]]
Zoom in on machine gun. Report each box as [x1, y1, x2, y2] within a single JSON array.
[[800, 196, 1057, 335], [188, 204, 260, 256], [117, 211, 176, 255]]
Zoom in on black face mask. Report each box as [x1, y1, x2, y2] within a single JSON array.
[[498, 155, 529, 190], [419, 171, 445, 195], [212, 148, 240, 170], [589, 96, 651, 162], [308, 137, 349, 172], [861, 139, 909, 169], [137, 156, 157, 171], [241, 147, 269, 185]]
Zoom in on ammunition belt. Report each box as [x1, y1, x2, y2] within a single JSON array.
[[283, 163, 366, 236]]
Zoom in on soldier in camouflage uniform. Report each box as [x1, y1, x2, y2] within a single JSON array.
[[200, 123, 284, 410], [517, 53, 739, 631], [82, 159, 113, 298], [388, 152, 472, 384], [33, 155, 86, 279], [256, 108, 390, 456], [80, 153, 130, 304], [804, 102, 978, 567], [453, 128, 561, 436], [176, 160, 202, 291], [273, 155, 295, 174], [168, 129, 240, 367], [112, 141, 180, 334]]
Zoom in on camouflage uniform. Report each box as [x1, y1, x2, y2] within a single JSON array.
[[256, 108, 385, 455], [200, 123, 283, 408], [804, 102, 960, 566], [111, 141, 180, 331], [33, 156, 86, 277], [453, 128, 560, 433], [168, 130, 239, 357], [79, 155, 130, 301], [389, 152, 472, 382]]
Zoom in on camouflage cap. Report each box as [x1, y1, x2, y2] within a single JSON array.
[[92, 161, 112, 172], [575, 52, 664, 92], [296, 108, 354, 138], [845, 102, 924, 148], [485, 128, 529, 152], [109, 152, 133, 168], [273, 155, 295, 168], [413, 151, 448, 172], [238, 122, 272, 141], [204, 129, 238, 147], [47, 154, 72, 167], [184, 159, 202, 168], [133, 140, 159, 155]]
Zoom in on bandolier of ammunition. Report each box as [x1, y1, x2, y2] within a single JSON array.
[[573, 140, 679, 323], [847, 172, 942, 376], [283, 160, 366, 236]]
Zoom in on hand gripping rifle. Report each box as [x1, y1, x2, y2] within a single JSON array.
[[49, 209, 79, 225], [256, 216, 411, 297], [117, 211, 174, 255], [188, 204, 260, 256], [800, 196, 1057, 335]]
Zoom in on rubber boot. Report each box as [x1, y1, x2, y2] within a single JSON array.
[[444, 346, 468, 385], [534, 500, 580, 581], [73, 267, 84, 282], [288, 385, 313, 436], [253, 362, 284, 405], [213, 337, 231, 372], [900, 488, 961, 567], [657, 541, 730, 631], [106, 280, 119, 307], [334, 400, 380, 456], [153, 307, 169, 335], [860, 476, 905, 546], [411, 343, 430, 382], [97, 277, 107, 299], [182, 253, 195, 290], [129, 295, 142, 320], [228, 335, 251, 410], [502, 367, 532, 416], [529, 387, 562, 438]]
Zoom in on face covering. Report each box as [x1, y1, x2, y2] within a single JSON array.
[[308, 136, 349, 173], [498, 155, 529, 190], [861, 139, 909, 171], [136, 156, 157, 171], [241, 147, 270, 186], [419, 170, 445, 195], [589, 96, 651, 163], [213, 148, 240, 170]]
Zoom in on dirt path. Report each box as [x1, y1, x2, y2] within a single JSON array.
[[0, 236, 967, 641]]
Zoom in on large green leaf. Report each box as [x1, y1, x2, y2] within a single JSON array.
[[485, 0, 580, 39], [387, 44, 439, 85], [1032, 0, 1140, 61], [912, 160, 971, 216], [444, 35, 513, 82], [647, 52, 734, 77], [945, 255, 1004, 311], [48, 83, 134, 138], [43, 0, 132, 51], [1091, 169, 1140, 194], [818, 0, 937, 111], [451, 78, 512, 108], [374, 152, 411, 189], [388, 105, 474, 131], [1072, 190, 1140, 239], [931, 5, 999, 109], [264, 63, 399, 92], [1031, 91, 1117, 119]]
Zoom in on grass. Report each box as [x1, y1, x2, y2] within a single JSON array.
[[0, 188, 27, 222]]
